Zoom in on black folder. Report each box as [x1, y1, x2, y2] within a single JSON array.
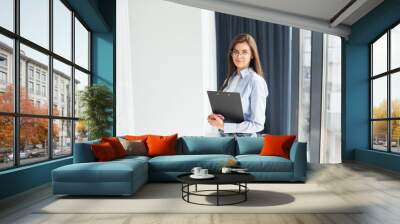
[[207, 91, 244, 123]]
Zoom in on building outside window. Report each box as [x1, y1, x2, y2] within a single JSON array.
[[0, 71, 6, 84], [35, 83, 40, 95], [0, 54, 7, 90], [42, 85, 46, 97], [28, 81, 34, 94], [0, 54, 7, 67], [28, 67, 34, 80]]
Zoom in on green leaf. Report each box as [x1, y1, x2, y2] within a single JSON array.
[[79, 84, 114, 140]]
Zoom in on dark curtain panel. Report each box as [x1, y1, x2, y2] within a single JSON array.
[[215, 12, 291, 134]]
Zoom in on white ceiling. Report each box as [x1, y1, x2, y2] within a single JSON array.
[[165, 0, 384, 38], [226, 0, 353, 24]]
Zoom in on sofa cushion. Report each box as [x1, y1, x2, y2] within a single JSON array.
[[178, 136, 235, 155], [91, 142, 118, 161], [118, 138, 147, 156], [53, 158, 148, 183], [236, 155, 293, 172], [115, 155, 150, 163], [236, 137, 264, 155], [125, 135, 149, 141], [260, 134, 296, 159], [147, 134, 178, 157], [148, 154, 235, 172], [101, 137, 127, 158]]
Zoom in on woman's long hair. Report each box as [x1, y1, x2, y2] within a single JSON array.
[[220, 33, 264, 91]]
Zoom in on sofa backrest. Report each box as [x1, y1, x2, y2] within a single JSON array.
[[177, 136, 236, 155], [235, 137, 264, 155], [73, 139, 100, 163]]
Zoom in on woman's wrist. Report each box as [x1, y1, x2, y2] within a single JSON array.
[[218, 122, 224, 130]]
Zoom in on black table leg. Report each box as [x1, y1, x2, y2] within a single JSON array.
[[217, 184, 219, 206], [195, 184, 197, 192], [245, 183, 247, 201], [187, 184, 190, 202]]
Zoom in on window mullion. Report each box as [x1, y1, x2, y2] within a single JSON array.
[[71, 10, 76, 155], [370, 45, 373, 149], [48, 0, 54, 160], [388, 30, 391, 152], [13, 0, 21, 167]]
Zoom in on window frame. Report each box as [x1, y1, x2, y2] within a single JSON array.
[[0, 0, 92, 171], [370, 20, 400, 154]]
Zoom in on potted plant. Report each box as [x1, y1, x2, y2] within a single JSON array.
[[79, 84, 113, 140]]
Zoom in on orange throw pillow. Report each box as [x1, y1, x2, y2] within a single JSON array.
[[91, 142, 117, 161], [146, 134, 178, 157], [259, 134, 296, 159], [101, 137, 127, 158], [124, 135, 149, 141]]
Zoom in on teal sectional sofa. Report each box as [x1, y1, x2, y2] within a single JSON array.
[[52, 136, 307, 196]]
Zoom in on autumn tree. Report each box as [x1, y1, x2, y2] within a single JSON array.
[[372, 99, 400, 143], [0, 84, 60, 152]]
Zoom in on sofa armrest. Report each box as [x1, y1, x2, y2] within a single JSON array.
[[289, 142, 307, 181], [73, 140, 100, 163]]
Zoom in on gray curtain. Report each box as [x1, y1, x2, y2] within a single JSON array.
[[215, 12, 291, 134]]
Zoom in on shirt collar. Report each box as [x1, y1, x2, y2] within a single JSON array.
[[236, 67, 252, 78]]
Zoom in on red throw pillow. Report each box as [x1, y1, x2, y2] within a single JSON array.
[[259, 134, 296, 159], [91, 142, 117, 161], [101, 137, 127, 158], [146, 134, 178, 157]]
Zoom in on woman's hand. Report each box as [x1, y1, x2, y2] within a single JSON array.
[[207, 114, 224, 130]]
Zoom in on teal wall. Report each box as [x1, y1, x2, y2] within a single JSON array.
[[0, 0, 116, 200], [0, 158, 72, 199], [92, 32, 114, 88], [91, 32, 115, 135], [344, 0, 400, 171], [91, 0, 116, 135]]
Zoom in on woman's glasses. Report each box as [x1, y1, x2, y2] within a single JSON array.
[[231, 50, 250, 57]]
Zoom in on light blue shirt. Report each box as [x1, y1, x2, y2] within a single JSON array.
[[222, 68, 268, 134]]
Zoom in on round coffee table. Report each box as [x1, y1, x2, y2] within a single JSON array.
[[177, 173, 255, 206]]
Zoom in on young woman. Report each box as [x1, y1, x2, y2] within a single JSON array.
[[208, 33, 268, 137]]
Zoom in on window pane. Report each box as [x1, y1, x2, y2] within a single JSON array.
[[20, 117, 49, 165], [0, 34, 14, 112], [74, 69, 89, 118], [320, 34, 341, 163], [372, 33, 387, 76], [298, 30, 311, 161], [0, 116, 13, 170], [391, 120, 400, 153], [20, 0, 49, 49], [75, 120, 88, 143], [53, 59, 72, 117], [391, 72, 400, 118], [372, 121, 388, 151], [75, 18, 89, 70], [53, 119, 72, 158], [53, 0, 72, 60], [372, 77, 387, 119], [20, 44, 49, 115], [391, 24, 400, 70], [0, 0, 14, 31]]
